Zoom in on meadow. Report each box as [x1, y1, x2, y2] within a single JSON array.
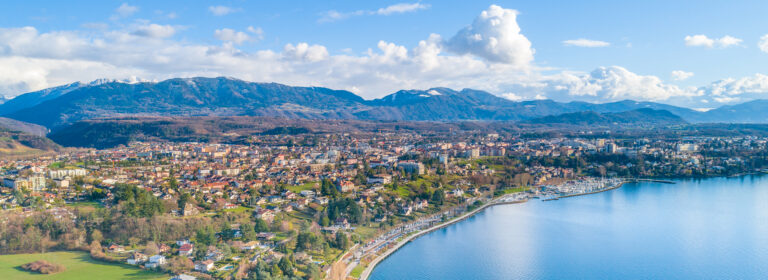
[[0, 251, 167, 280]]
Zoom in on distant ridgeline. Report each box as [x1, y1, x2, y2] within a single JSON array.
[[0, 76, 767, 149]]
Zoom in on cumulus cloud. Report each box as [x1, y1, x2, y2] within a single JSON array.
[[375, 3, 430, 15], [2, 5, 768, 109], [685, 34, 742, 48], [319, 2, 430, 22], [671, 70, 694, 81], [131, 24, 176, 38], [283, 43, 329, 62], [114, 3, 139, 18], [444, 5, 534, 67], [563, 38, 610, 47], [214, 28, 251, 44], [536, 66, 694, 102], [247, 26, 264, 40], [759, 34, 768, 53], [209, 6, 237, 16]]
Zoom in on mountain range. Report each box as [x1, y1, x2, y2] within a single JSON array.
[[1, 77, 768, 132], [521, 109, 687, 127]]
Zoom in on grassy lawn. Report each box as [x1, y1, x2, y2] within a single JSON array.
[[0, 251, 168, 280], [222, 206, 253, 214], [350, 264, 365, 278], [287, 182, 318, 193], [66, 201, 102, 209], [497, 186, 530, 196], [353, 226, 380, 241]]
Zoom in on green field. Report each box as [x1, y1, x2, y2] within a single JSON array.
[[0, 251, 168, 280]]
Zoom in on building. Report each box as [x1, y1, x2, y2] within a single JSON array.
[[170, 274, 197, 280], [336, 180, 356, 192], [3, 176, 46, 191], [677, 143, 699, 153], [367, 175, 392, 184], [144, 255, 166, 268], [398, 161, 425, 175], [194, 260, 215, 272], [179, 243, 194, 256], [48, 168, 87, 179]]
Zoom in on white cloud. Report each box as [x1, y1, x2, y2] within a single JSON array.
[[685, 34, 742, 48], [2, 5, 768, 109], [375, 3, 430, 15], [444, 5, 534, 67], [319, 2, 429, 22], [247, 26, 264, 40], [501, 92, 523, 101], [283, 43, 329, 62], [209, 6, 236, 16], [759, 34, 768, 53], [214, 28, 252, 44], [131, 24, 176, 38], [671, 70, 694, 81], [537, 66, 694, 102], [115, 3, 139, 18], [562, 38, 610, 47]]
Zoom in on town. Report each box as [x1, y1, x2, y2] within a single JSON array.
[[2, 131, 768, 280]]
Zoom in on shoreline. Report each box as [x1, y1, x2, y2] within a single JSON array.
[[358, 180, 628, 280], [553, 181, 626, 200], [358, 196, 528, 280]]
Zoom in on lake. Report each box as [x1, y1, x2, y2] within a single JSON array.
[[369, 175, 768, 279]]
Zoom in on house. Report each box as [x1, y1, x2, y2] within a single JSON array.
[[182, 203, 200, 216], [108, 244, 125, 253], [399, 205, 412, 216], [170, 274, 197, 280], [158, 243, 171, 253], [126, 252, 147, 265], [257, 232, 276, 240], [239, 241, 259, 250], [398, 161, 425, 175], [194, 260, 215, 272], [299, 190, 315, 197], [367, 175, 392, 184], [179, 243, 194, 256], [334, 217, 350, 229], [254, 209, 275, 222], [144, 255, 166, 268], [336, 180, 356, 192], [205, 250, 225, 261]]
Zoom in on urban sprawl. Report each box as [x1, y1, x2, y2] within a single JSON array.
[[2, 132, 768, 280]]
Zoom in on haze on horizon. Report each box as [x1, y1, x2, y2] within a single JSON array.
[[2, 0, 768, 109]]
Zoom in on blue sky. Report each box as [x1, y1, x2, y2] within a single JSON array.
[[2, 0, 768, 108]]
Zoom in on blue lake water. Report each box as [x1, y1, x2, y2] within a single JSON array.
[[369, 175, 768, 279]]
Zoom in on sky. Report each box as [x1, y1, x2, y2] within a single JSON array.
[[2, 0, 768, 109]]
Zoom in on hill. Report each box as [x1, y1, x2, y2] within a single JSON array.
[[5, 77, 768, 130], [5, 77, 367, 129], [522, 109, 687, 127], [0, 127, 61, 156]]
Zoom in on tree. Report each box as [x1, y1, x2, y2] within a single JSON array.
[[320, 215, 330, 227], [349, 203, 363, 224], [335, 231, 349, 250], [254, 218, 269, 233], [90, 229, 103, 244], [296, 232, 319, 252], [144, 241, 159, 255], [241, 223, 258, 241], [305, 263, 322, 280], [167, 256, 193, 274], [177, 192, 191, 210], [278, 256, 294, 277], [196, 226, 216, 246], [431, 189, 445, 206]]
